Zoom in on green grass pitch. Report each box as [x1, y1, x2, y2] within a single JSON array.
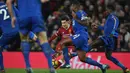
[[5, 68, 123, 73]]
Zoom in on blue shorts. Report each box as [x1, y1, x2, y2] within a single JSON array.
[[0, 32, 19, 48], [19, 16, 46, 35], [99, 36, 115, 50], [70, 31, 89, 52]]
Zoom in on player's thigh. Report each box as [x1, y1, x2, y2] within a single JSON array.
[[77, 50, 86, 62], [90, 38, 104, 49], [70, 34, 83, 48], [31, 17, 47, 44], [19, 32, 28, 41], [36, 31, 48, 44], [61, 37, 73, 46], [31, 16, 46, 34], [71, 32, 88, 49], [19, 18, 31, 40], [99, 36, 114, 48], [105, 49, 113, 58]]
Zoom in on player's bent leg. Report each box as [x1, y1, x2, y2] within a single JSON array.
[[63, 47, 70, 65], [60, 37, 73, 48], [89, 38, 104, 49], [37, 31, 48, 44], [77, 50, 109, 73], [20, 33, 33, 73], [105, 49, 129, 73], [60, 47, 70, 69], [37, 31, 56, 73]]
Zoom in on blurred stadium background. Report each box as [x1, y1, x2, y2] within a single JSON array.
[[1, 0, 130, 73]]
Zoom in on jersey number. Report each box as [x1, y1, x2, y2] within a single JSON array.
[[73, 34, 80, 39], [0, 8, 10, 20]]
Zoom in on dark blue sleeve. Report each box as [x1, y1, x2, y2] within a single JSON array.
[[13, 6, 19, 18], [76, 10, 87, 20], [112, 15, 119, 31]]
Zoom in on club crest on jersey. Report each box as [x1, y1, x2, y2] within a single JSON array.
[[72, 20, 75, 26]]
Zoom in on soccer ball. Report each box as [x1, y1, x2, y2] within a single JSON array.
[[52, 59, 61, 69]]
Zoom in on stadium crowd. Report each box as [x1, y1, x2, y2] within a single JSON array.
[[1, 0, 130, 52], [44, 0, 130, 52]]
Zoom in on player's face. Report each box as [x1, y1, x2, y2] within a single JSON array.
[[106, 8, 111, 14], [91, 23, 98, 31], [61, 20, 70, 29]]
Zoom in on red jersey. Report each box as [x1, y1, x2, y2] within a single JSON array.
[[48, 25, 74, 43]]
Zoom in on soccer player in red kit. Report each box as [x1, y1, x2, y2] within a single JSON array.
[[49, 15, 76, 68]]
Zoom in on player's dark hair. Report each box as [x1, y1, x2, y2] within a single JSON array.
[[3, 0, 6, 3], [60, 15, 70, 21], [107, 5, 115, 11]]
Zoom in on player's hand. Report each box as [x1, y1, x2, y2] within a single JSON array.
[[11, 16, 16, 28], [72, 11, 77, 19]]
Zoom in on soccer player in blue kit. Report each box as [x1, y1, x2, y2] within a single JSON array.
[[57, 1, 109, 73], [6, 0, 57, 73], [90, 6, 129, 73], [0, 0, 19, 73]]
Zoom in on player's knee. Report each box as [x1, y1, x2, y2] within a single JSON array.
[[79, 56, 86, 62], [80, 58, 86, 62], [20, 33, 28, 41], [106, 55, 111, 60], [37, 31, 48, 44]]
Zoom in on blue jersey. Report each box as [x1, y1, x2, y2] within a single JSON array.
[[104, 13, 119, 37], [17, 0, 42, 19], [0, 2, 18, 35], [71, 10, 89, 52], [72, 10, 87, 33]]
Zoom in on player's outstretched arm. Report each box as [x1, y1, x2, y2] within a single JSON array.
[[48, 28, 61, 43], [72, 11, 90, 26], [48, 34, 58, 44], [6, 0, 16, 28], [6, 0, 14, 18]]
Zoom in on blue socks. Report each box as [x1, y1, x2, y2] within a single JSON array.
[[21, 41, 31, 68], [41, 42, 53, 68], [63, 47, 70, 65], [0, 49, 4, 70], [108, 56, 126, 70], [29, 31, 54, 69], [85, 57, 102, 68]]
